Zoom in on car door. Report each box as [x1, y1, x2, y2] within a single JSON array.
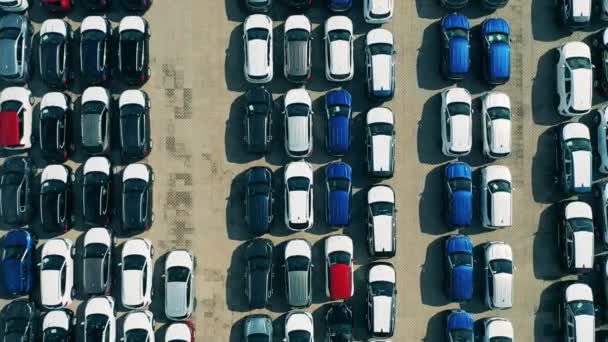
[[565, 226, 574, 268], [142, 260, 148, 297], [16, 33, 24, 71]]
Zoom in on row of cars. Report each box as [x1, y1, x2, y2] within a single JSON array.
[[0, 0, 151, 12], [0, 15, 150, 86]]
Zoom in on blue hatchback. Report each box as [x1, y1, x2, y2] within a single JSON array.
[[445, 235, 473, 302], [1, 229, 35, 296], [326, 162, 352, 228], [446, 310, 474, 341], [482, 18, 510, 85], [325, 90, 352, 156], [440, 13, 470, 80], [444, 162, 472, 227], [328, 0, 351, 11]]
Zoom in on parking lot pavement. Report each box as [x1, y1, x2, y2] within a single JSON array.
[[2, 0, 608, 340]]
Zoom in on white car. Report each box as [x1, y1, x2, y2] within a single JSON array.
[[123, 310, 155, 342], [284, 89, 313, 158], [83, 296, 116, 342], [325, 235, 354, 300], [40, 238, 75, 309], [243, 14, 273, 83], [284, 161, 314, 231], [364, 0, 393, 24], [366, 107, 395, 178], [0, 87, 33, 150], [83, 227, 114, 296], [561, 201, 594, 273], [481, 165, 512, 229], [42, 309, 75, 340], [120, 238, 154, 309], [481, 91, 511, 158], [556, 42, 593, 116], [562, 283, 594, 342], [596, 106, 608, 174], [367, 262, 396, 338], [164, 249, 196, 321], [0, 0, 28, 12], [441, 87, 472, 157], [365, 29, 395, 101], [367, 185, 396, 258], [324, 16, 354, 82], [165, 322, 195, 342], [484, 241, 513, 310], [285, 310, 314, 342], [557, 122, 592, 194], [483, 317, 513, 342]]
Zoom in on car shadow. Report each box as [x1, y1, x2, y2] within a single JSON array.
[[416, 21, 447, 91], [224, 92, 260, 164], [417, 93, 451, 165], [531, 50, 568, 126], [419, 165, 449, 235], [226, 169, 254, 241], [531, 127, 565, 204], [306, 96, 338, 165], [229, 315, 247, 341], [149, 253, 169, 322], [419, 236, 449, 307], [350, 265, 369, 340], [267, 240, 290, 313], [343, 111, 373, 189], [224, 24, 248, 93], [531, 0, 571, 42], [423, 309, 450, 342], [311, 238, 327, 305], [346, 188, 372, 265], [460, 243, 489, 314], [225, 241, 250, 312], [534, 281, 564, 340]]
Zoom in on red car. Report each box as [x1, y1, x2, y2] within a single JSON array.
[[325, 235, 354, 300], [40, 0, 74, 11]]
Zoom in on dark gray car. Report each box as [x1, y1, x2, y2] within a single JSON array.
[[283, 15, 311, 84], [0, 14, 31, 84], [244, 314, 273, 342]]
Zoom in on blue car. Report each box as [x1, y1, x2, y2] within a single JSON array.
[[326, 162, 352, 228], [445, 235, 473, 302], [446, 310, 474, 341], [444, 162, 472, 227], [482, 18, 510, 85], [328, 0, 351, 12], [440, 13, 470, 80], [245, 166, 273, 236], [325, 90, 352, 156], [1, 229, 35, 296]]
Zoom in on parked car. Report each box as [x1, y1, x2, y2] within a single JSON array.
[[328, 0, 350, 11], [367, 185, 396, 258], [364, 0, 393, 24], [367, 262, 396, 338], [40, 238, 74, 309], [0, 15, 31, 84], [121, 163, 154, 232], [483, 317, 513, 342], [444, 162, 472, 227], [82, 227, 113, 296], [599, 182, 608, 245], [324, 16, 354, 82], [0, 157, 35, 226], [556, 42, 592, 116], [481, 165, 512, 229], [165, 322, 196, 342], [244, 14, 273, 83], [325, 89, 352, 156], [0, 0, 28, 11], [121, 0, 152, 11], [559, 0, 591, 29], [245, 166, 273, 236], [164, 249, 196, 321], [245, 0, 271, 12], [482, 91, 512, 158], [118, 16, 150, 85], [83, 296, 116, 342], [0, 87, 33, 150], [244, 314, 272, 342], [559, 201, 594, 273], [484, 241, 513, 309], [556, 122, 592, 194], [446, 310, 474, 341], [286, 0, 311, 10], [245, 239, 273, 309], [42, 309, 75, 342], [325, 162, 351, 228], [365, 29, 395, 101], [123, 310, 154, 341], [440, 13, 470, 80], [80, 87, 111, 155], [325, 235, 353, 300], [82, 0, 111, 10], [119, 238, 154, 309], [40, 165, 72, 233], [82, 157, 111, 226], [284, 15, 311, 83], [326, 302, 353, 342], [598, 106, 608, 174], [1, 229, 35, 296], [481, 18, 510, 85], [483, 0, 508, 8], [119, 89, 152, 161], [79, 16, 111, 85], [600, 29, 608, 95], [284, 239, 312, 308], [244, 86, 273, 154], [366, 107, 395, 178], [445, 235, 473, 302], [284, 161, 314, 231], [562, 283, 594, 342], [284, 88, 313, 158], [285, 311, 314, 342], [441, 87, 472, 157], [39, 19, 72, 88], [39, 92, 70, 163], [0, 300, 37, 342]]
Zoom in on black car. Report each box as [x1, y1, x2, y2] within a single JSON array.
[[597, 29, 608, 95], [82, 0, 111, 11], [121, 163, 154, 232], [42, 309, 75, 342], [39, 20, 72, 88], [82, 157, 111, 227], [0, 157, 35, 226], [40, 165, 72, 233], [117, 16, 150, 85], [39, 93, 71, 163], [326, 302, 353, 342], [0, 300, 37, 342], [244, 86, 273, 153], [79, 16, 111, 85], [287, 0, 311, 10], [82, 228, 113, 295], [119, 90, 152, 162], [245, 0, 271, 12], [245, 238, 273, 309], [245, 166, 273, 236], [121, 0, 152, 11]]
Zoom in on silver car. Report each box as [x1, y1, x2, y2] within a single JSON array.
[[0, 14, 31, 83], [284, 15, 311, 84], [284, 239, 312, 308], [244, 314, 273, 341], [164, 249, 196, 321]]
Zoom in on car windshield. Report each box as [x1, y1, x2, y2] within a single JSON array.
[[569, 217, 593, 232], [449, 252, 473, 267], [445, 28, 467, 39], [287, 176, 310, 191], [249, 256, 271, 271], [43, 327, 69, 342], [0, 28, 19, 40], [126, 329, 149, 342], [286, 255, 309, 271], [3, 244, 25, 261], [566, 138, 591, 152], [447, 102, 470, 116], [247, 28, 268, 40], [248, 183, 269, 196], [487, 107, 511, 120], [84, 243, 107, 259], [449, 178, 471, 192], [328, 30, 350, 41], [370, 280, 394, 297], [247, 334, 270, 342], [566, 57, 592, 70], [569, 300, 594, 316], [167, 266, 190, 282], [287, 330, 311, 342], [328, 251, 350, 265], [489, 259, 512, 274], [449, 329, 473, 342], [486, 33, 508, 44], [6, 318, 27, 334], [368, 43, 392, 55], [327, 105, 349, 118], [488, 180, 511, 193], [123, 255, 146, 270], [287, 29, 309, 41], [328, 178, 350, 192], [370, 202, 394, 216], [1, 172, 22, 186], [82, 101, 105, 116], [369, 123, 393, 136], [286, 103, 310, 117], [489, 338, 512, 342], [86, 314, 108, 340], [1, 100, 22, 112], [41, 255, 64, 271], [121, 104, 143, 117], [248, 102, 269, 116]]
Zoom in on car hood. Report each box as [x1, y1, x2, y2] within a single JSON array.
[[83, 258, 105, 294], [328, 116, 349, 154], [451, 190, 472, 226], [490, 119, 511, 155], [330, 41, 351, 76], [2, 259, 24, 294], [574, 231, 594, 269], [328, 190, 349, 226], [0, 42, 17, 76], [572, 151, 592, 191], [449, 115, 471, 153], [329, 263, 352, 300], [247, 40, 268, 77], [288, 191, 309, 224], [451, 266, 473, 301], [372, 296, 393, 334], [371, 135, 392, 172], [287, 116, 310, 153], [372, 215, 394, 253], [287, 270, 310, 307]]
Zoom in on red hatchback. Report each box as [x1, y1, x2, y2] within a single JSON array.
[[40, 0, 74, 11], [325, 235, 354, 300]]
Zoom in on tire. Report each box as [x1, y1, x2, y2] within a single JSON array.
[[149, 245, 155, 257], [70, 247, 76, 257]]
